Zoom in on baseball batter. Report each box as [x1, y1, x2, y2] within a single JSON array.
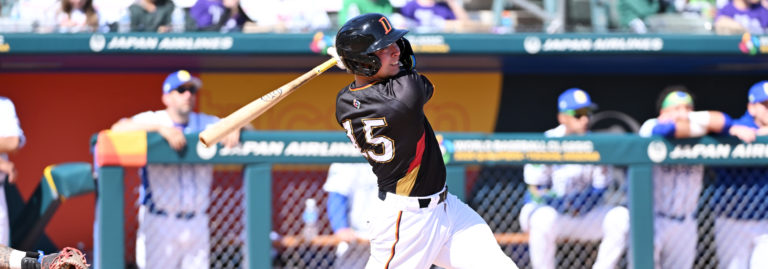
[[0, 97, 25, 247], [638, 87, 732, 269], [332, 13, 518, 269], [716, 80, 768, 269], [519, 88, 629, 269], [111, 70, 240, 269]]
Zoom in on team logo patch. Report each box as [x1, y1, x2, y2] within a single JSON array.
[[647, 140, 667, 163], [353, 99, 361, 109], [574, 90, 588, 104], [177, 70, 191, 81]]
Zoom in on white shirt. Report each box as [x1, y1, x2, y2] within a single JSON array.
[[322, 163, 378, 233], [0, 97, 25, 182], [524, 125, 609, 198], [132, 110, 219, 213], [639, 118, 703, 217]]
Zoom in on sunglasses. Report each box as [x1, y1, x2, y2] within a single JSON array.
[[174, 85, 198, 94], [563, 108, 593, 118]]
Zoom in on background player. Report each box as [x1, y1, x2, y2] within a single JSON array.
[[323, 163, 379, 268], [332, 13, 517, 269], [715, 81, 768, 269], [638, 86, 732, 269], [0, 96, 25, 247], [519, 88, 629, 269], [110, 70, 241, 269]]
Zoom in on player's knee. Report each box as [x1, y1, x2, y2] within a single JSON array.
[[603, 206, 630, 235], [529, 206, 558, 233]]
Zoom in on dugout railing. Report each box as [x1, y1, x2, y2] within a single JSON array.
[[93, 131, 768, 269]]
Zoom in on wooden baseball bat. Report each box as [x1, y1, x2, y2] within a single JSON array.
[[199, 57, 338, 147]]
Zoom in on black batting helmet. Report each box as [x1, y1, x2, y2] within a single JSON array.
[[335, 13, 408, 77]]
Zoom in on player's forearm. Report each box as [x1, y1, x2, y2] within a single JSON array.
[[0, 137, 20, 154], [673, 111, 731, 138], [111, 119, 164, 133]]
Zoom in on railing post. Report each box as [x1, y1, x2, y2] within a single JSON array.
[[446, 165, 467, 202], [96, 166, 124, 269], [628, 164, 653, 269], [244, 164, 272, 269]]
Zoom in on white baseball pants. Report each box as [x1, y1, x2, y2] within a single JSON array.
[[364, 192, 517, 269]]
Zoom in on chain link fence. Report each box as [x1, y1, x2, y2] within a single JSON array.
[[125, 165, 246, 269], [120, 163, 767, 269]]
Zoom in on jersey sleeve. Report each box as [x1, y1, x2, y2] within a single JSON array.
[[638, 118, 659, 137], [524, 164, 551, 185], [393, 71, 434, 109], [131, 111, 160, 124], [0, 98, 26, 148]]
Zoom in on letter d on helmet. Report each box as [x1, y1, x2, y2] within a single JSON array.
[[335, 13, 409, 77]]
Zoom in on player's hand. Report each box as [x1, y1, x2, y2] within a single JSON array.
[[327, 47, 347, 70], [221, 129, 241, 149], [158, 126, 187, 151], [730, 125, 757, 143], [0, 159, 16, 183], [334, 228, 358, 242]]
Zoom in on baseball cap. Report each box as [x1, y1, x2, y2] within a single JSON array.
[[558, 88, 597, 112], [163, 70, 202, 94], [748, 81, 768, 103]]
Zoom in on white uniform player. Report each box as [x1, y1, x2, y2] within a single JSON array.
[[638, 87, 732, 269], [323, 163, 379, 269], [519, 89, 629, 269], [718, 81, 768, 269], [0, 97, 25, 246], [111, 70, 240, 269]]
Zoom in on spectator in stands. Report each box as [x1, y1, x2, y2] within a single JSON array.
[[714, 0, 768, 34], [54, 0, 98, 32], [129, 0, 175, 32], [638, 85, 732, 269], [92, 0, 133, 32], [399, 0, 469, 32], [4, 0, 58, 32], [239, 0, 330, 32], [323, 163, 378, 269], [189, 0, 244, 32], [0, 96, 25, 246], [519, 88, 629, 269], [716, 81, 768, 269], [337, 0, 393, 26], [618, 0, 660, 33]]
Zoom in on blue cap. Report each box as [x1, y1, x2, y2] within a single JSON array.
[[748, 81, 768, 103], [163, 70, 202, 94], [558, 88, 597, 112]]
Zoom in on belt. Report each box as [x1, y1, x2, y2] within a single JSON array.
[[655, 212, 688, 222], [378, 188, 447, 209], [146, 204, 196, 220]]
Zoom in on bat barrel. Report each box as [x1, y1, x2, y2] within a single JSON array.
[[199, 58, 338, 147]]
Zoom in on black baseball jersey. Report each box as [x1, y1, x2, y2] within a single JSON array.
[[335, 69, 446, 197]]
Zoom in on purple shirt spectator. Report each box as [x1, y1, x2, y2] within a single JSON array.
[[190, 0, 227, 29], [400, 1, 455, 26], [716, 2, 768, 34]]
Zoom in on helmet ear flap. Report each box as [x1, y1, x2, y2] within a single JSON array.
[[396, 38, 416, 71]]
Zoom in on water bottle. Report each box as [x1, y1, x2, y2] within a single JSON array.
[[301, 199, 319, 240], [301, 198, 319, 240], [171, 7, 185, 33]]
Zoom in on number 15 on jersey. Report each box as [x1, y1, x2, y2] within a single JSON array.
[[342, 118, 395, 163]]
